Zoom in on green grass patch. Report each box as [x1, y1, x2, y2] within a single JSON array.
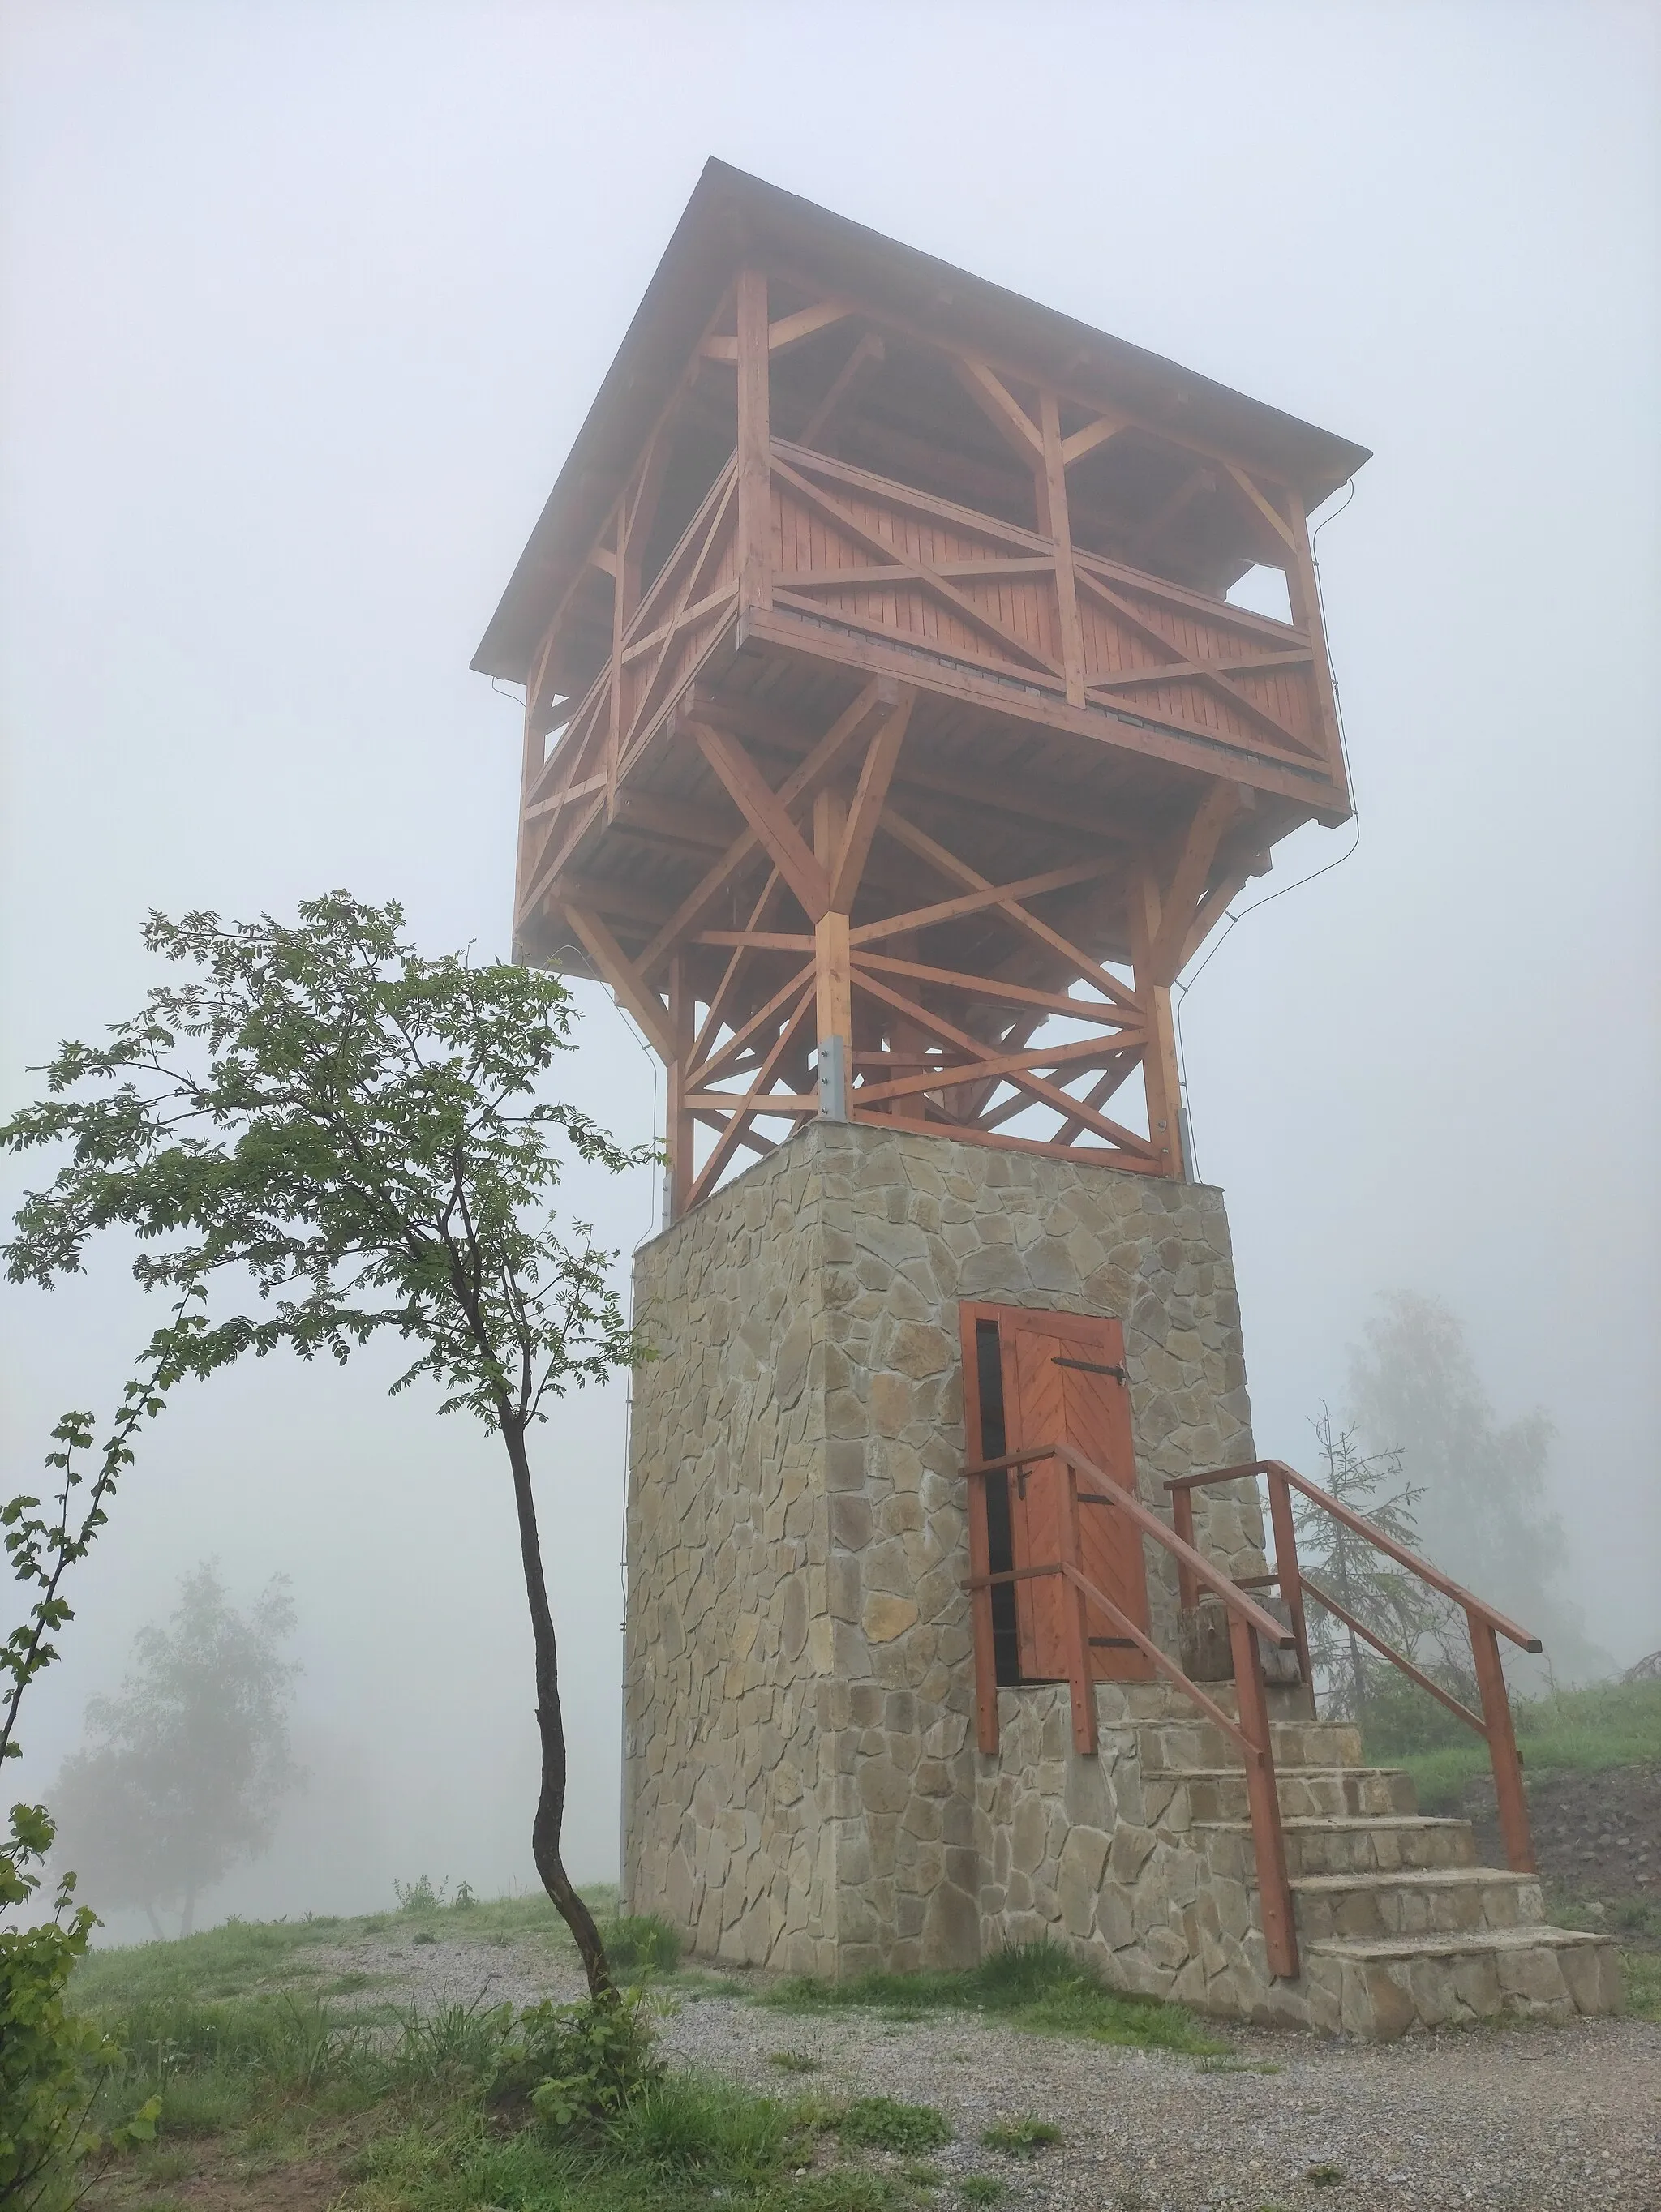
[[759, 1937, 1223, 2055], [1367, 1678, 1661, 1812], [69, 1884, 621, 2012], [836, 2097, 951, 2153], [959, 2179, 1006, 2206], [979, 2115, 1061, 2156], [1620, 1949, 1661, 2021]]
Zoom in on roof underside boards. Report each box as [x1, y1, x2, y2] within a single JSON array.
[[474, 161, 1372, 684]]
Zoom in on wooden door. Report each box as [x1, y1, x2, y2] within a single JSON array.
[[962, 1302, 1152, 1683]]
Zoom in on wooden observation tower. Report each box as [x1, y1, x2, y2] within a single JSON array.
[[473, 169, 1625, 2033], [476, 163, 1367, 1220]]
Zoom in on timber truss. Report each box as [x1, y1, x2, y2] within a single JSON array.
[[507, 261, 1352, 1220]]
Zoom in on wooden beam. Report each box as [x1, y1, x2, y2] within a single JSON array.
[[1127, 864, 1183, 1177], [799, 328, 884, 449], [736, 268, 771, 620], [1150, 782, 1242, 983], [685, 986, 815, 1211], [953, 356, 1043, 461], [693, 721, 830, 923], [1061, 411, 1132, 467], [637, 679, 891, 974], [870, 808, 1142, 1011], [1224, 461, 1298, 554], [852, 950, 1143, 1028], [1277, 486, 1348, 788], [560, 901, 674, 1062], [830, 690, 913, 911], [1038, 390, 1087, 709], [667, 953, 693, 1222], [702, 298, 852, 362], [693, 958, 818, 1090]]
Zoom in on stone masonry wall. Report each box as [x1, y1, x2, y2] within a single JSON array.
[[622, 1119, 1265, 1975]]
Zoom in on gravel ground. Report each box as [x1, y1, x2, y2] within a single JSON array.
[[303, 1931, 1661, 2212]]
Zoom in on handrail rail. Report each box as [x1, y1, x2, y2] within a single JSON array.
[[959, 1439, 1300, 1978], [1163, 1458, 1539, 1873], [1165, 1460, 1543, 1650]]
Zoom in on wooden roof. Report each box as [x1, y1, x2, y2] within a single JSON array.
[[474, 161, 1371, 685]]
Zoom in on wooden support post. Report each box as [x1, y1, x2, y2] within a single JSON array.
[[736, 268, 772, 620], [1037, 390, 1087, 709], [1062, 1460, 1099, 1755], [667, 952, 693, 1225], [813, 786, 851, 1109], [1279, 487, 1346, 786], [1265, 1468, 1312, 1692], [1470, 1613, 1535, 1873], [1128, 864, 1185, 1178], [1228, 1609, 1298, 1978]]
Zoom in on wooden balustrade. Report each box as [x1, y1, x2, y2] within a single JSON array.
[[959, 1439, 1302, 1979], [1165, 1460, 1543, 1875]]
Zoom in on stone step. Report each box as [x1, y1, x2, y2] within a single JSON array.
[[1193, 1814, 1479, 1877], [1176, 1764, 1419, 1822], [1307, 1926, 1622, 2034], [1135, 1717, 1362, 1774], [1290, 1867, 1543, 1940]]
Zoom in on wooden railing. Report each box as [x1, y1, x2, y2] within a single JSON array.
[[1165, 1460, 1543, 1875], [961, 1439, 1303, 1978]]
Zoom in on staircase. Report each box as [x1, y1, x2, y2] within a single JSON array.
[[1139, 1688, 1621, 2035]]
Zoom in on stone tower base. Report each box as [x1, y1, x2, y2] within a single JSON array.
[[620, 1121, 1263, 1976]]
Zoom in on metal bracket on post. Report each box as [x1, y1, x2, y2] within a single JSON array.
[[817, 1035, 848, 1121]]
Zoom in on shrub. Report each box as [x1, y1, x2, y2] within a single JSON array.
[[837, 2096, 951, 2153], [494, 1990, 661, 2130], [1, 1807, 159, 2211]]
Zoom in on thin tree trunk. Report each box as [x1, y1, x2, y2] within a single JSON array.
[[180, 1887, 195, 1939], [501, 1413, 613, 1996], [144, 1904, 164, 1943]]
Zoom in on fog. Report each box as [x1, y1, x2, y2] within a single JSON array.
[[2, 2, 1655, 1938]]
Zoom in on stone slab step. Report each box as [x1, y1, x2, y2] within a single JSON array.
[[1175, 1765, 1419, 1821], [1135, 1718, 1362, 1774], [1307, 1925, 1622, 2033], [1291, 1867, 1543, 1940], [1193, 1814, 1478, 1876]]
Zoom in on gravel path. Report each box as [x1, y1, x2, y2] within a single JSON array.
[[299, 1932, 1661, 2211]]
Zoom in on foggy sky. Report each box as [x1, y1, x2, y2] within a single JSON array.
[[2, 1, 1656, 1932]]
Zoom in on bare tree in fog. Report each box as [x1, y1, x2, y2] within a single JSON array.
[[51, 1563, 298, 1938], [1348, 1292, 1610, 1682], [2, 894, 653, 1993]]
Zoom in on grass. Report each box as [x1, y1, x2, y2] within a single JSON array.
[[759, 1937, 1225, 2056], [978, 2116, 1061, 2157], [958, 2180, 1005, 2206], [71, 1882, 620, 2012], [1371, 1678, 1661, 1813], [836, 2098, 950, 2154], [1619, 1949, 1661, 2022]]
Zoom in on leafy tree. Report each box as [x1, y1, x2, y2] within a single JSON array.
[[1346, 1292, 1609, 1682], [2, 894, 655, 1991], [51, 1563, 299, 1938]]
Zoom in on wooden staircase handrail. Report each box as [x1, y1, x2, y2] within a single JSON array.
[[1164, 1459, 1543, 1651], [1164, 1457, 1540, 1875], [958, 1438, 1301, 1978]]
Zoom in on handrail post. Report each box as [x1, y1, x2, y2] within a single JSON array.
[[1061, 1458, 1098, 1755], [965, 1467, 1000, 1755], [1469, 1610, 1534, 1872], [1264, 1466, 1312, 1692], [1227, 1609, 1298, 1979]]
